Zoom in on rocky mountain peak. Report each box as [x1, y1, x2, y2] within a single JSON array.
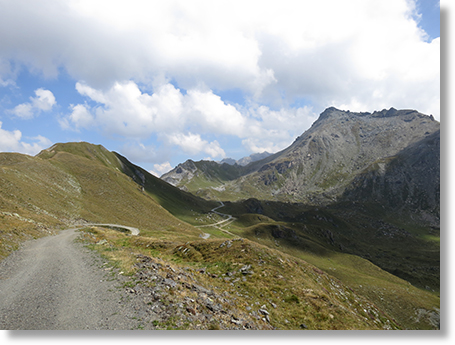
[[316, 107, 425, 124], [370, 108, 420, 118], [316, 106, 344, 121]]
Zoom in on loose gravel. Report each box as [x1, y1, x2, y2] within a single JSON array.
[[0, 229, 146, 330]]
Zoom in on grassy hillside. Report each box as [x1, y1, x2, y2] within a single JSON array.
[[0, 152, 66, 258], [220, 199, 440, 290], [113, 154, 217, 224], [1, 143, 214, 260], [205, 202, 440, 330], [79, 225, 402, 330]]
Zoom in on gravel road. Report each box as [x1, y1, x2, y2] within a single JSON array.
[[0, 229, 145, 330]]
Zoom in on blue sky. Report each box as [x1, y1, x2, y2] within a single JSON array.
[[0, 0, 440, 176]]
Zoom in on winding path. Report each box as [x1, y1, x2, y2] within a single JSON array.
[[81, 223, 140, 236], [196, 202, 237, 237]]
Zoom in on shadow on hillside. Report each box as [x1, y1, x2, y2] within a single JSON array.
[[222, 198, 440, 292]]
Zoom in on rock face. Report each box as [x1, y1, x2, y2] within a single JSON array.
[[341, 129, 440, 225], [161, 159, 198, 187]]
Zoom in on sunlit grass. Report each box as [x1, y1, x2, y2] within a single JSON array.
[[80, 226, 400, 330]]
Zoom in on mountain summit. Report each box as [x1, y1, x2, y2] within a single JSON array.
[[248, 107, 439, 203]]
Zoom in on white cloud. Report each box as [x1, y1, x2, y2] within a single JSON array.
[[149, 161, 173, 177], [71, 81, 249, 138], [185, 89, 246, 136], [10, 88, 56, 119], [71, 81, 184, 137], [32, 88, 56, 111], [0, 0, 439, 118], [237, 103, 319, 153], [166, 132, 225, 158], [241, 138, 286, 155], [0, 121, 51, 155], [119, 142, 167, 166], [10, 103, 34, 119], [61, 103, 95, 130]]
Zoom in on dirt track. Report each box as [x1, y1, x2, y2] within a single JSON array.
[[0, 229, 143, 330], [195, 202, 237, 237]]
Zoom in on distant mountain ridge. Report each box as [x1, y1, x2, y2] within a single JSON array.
[[161, 152, 273, 190], [162, 107, 440, 224], [219, 151, 272, 166]]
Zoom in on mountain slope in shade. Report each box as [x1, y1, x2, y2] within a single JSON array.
[[341, 129, 440, 226]]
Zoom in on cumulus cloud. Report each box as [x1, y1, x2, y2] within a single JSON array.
[[185, 89, 247, 136], [0, 121, 51, 155], [166, 132, 225, 158], [59, 103, 94, 131], [10, 88, 56, 119], [71, 81, 182, 137], [69, 104, 94, 128], [69, 81, 249, 138], [255, 1, 439, 117], [119, 142, 169, 166], [33, 88, 56, 111], [0, 0, 439, 118]]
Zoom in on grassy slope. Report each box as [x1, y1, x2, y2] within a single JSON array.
[[113, 153, 217, 225], [221, 199, 439, 288], [0, 153, 66, 258], [1, 143, 212, 260], [217, 202, 440, 330], [80, 226, 401, 330]]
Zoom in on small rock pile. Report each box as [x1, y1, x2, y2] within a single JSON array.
[[123, 254, 274, 330]]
